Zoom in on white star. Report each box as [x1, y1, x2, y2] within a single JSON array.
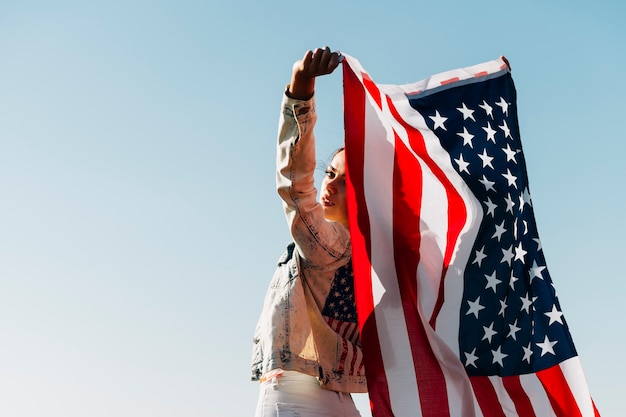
[[457, 127, 475, 148], [491, 346, 508, 367], [523, 220, 529, 235], [545, 305, 564, 325], [482, 322, 497, 343], [466, 297, 485, 318], [499, 119, 512, 139], [478, 148, 495, 169], [457, 102, 476, 121], [483, 121, 497, 143], [530, 260, 546, 281], [479, 100, 494, 119], [479, 175, 495, 192], [454, 154, 470, 174], [501, 245, 514, 266], [499, 298, 508, 316], [430, 110, 448, 131], [514, 242, 527, 262], [502, 143, 517, 163], [520, 293, 533, 313], [522, 343, 533, 363], [509, 273, 519, 290], [492, 220, 506, 242], [534, 238, 542, 251], [496, 97, 510, 116], [519, 192, 527, 212], [504, 193, 515, 213], [484, 271, 501, 292], [537, 335, 558, 357], [473, 246, 487, 267], [502, 168, 518, 188], [507, 319, 521, 341], [513, 218, 519, 240], [484, 197, 497, 218], [465, 348, 479, 367], [523, 188, 532, 207]]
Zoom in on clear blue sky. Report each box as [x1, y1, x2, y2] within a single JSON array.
[[1, 1, 624, 416]]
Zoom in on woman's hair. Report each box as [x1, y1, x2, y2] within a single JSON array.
[[329, 147, 345, 161], [318, 147, 345, 172]]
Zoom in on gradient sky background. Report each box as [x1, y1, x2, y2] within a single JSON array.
[[1, 1, 624, 416]]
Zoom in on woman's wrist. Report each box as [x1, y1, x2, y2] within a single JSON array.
[[287, 71, 315, 100]]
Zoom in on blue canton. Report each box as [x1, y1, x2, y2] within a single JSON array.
[[407, 74, 577, 377]]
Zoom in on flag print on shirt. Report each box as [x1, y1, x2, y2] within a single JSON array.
[[322, 263, 360, 345]]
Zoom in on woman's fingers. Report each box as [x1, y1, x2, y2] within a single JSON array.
[[308, 47, 340, 76]]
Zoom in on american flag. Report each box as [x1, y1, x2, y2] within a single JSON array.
[[342, 54, 599, 417]]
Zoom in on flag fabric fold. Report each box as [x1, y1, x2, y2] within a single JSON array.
[[342, 54, 599, 417]]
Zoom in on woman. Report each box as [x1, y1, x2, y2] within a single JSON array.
[[251, 47, 367, 417]]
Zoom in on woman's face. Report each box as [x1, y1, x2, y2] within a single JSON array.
[[320, 150, 349, 228]]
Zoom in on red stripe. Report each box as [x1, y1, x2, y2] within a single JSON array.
[[327, 317, 335, 330], [343, 62, 392, 416], [441, 76, 460, 85], [327, 318, 338, 336], [362, 72, 382, 108], [592, 399, 601, 417], [337, 338, 349, 373], [392, 133, 450, 416], [470, 376, 507, 417], [356, 356, 365, 376], [333, 320, 342, 335], [537, 365, 583, 417], [349, 339, 359, 375], [503, 375, 537, 417], [347, 323, 359, 342]]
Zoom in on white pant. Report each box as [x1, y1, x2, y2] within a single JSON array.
[[255, 370, 362, 417]]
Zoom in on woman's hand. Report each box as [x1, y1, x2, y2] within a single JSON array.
[[287, 47, 342, 100]]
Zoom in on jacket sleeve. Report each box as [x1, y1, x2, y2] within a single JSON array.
[[275, 92, 350, 266]]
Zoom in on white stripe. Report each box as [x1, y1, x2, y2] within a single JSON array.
[[519, 373, 558, 417], [416, 167, 447, 316], [488, 376, 518, 416], [561, 357, 596, 417], [363, 85, 423, 417], [373, 56, 509, 102]]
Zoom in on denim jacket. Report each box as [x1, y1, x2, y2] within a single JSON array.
[[250, 93, 367, 393]]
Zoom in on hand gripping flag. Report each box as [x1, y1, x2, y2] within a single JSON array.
[[342, 54, 599, 417]]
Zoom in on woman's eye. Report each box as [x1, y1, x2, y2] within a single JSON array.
[[325, 170, 336, 179]]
